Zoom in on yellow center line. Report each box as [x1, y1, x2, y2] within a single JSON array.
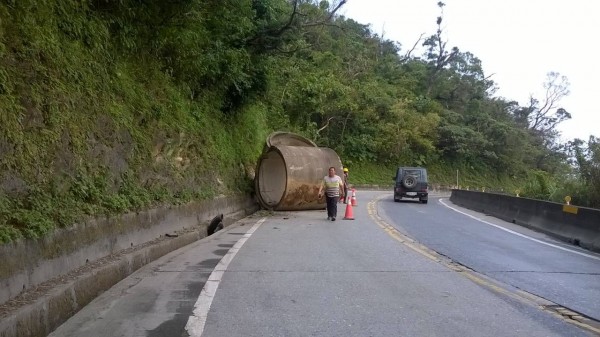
[[367, 195, 600, 335]]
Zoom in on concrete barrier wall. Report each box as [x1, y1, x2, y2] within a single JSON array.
[[450, 190, 600, 252], [0, 195, 258, 306], [0, 230, 210, 337]]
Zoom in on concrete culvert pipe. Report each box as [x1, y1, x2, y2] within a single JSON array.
[[265, 131, 318, 148], [255, 145, 343, 211]]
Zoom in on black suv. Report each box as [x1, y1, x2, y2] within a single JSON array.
[[393, 167, 428, 204]]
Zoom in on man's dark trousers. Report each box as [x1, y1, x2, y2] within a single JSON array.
[[326, 196, 339, 219]]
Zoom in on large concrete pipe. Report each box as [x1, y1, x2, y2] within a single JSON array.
[[255, 145, 343, 211], [266, 131, 318, 148]]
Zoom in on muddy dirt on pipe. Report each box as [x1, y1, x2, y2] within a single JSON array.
[[255, 145, 343, 211]]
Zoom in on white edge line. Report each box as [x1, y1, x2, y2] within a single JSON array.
[[184, 217, 267, 337], [439, 198, 600, 262]]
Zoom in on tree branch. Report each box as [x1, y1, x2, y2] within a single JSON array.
[[402, 33, 424, 61], [327, 0, 348, 20], [316, 117, 335, 135]]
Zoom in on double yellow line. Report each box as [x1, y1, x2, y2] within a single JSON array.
[[367, 195, 600, 335]]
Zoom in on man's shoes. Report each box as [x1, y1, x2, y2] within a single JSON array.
[[331, 217, 336, 221], [327, 216, 331, 220]]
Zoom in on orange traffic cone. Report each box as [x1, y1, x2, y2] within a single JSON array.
[[351, 188, 357, 206], [343, 201, 354, 220]]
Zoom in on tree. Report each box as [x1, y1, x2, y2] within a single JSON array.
[[566, 137, 600, 207], [422, 1, 459, 97], [513, 72, 571, 135], [509, 72, 572, 171]]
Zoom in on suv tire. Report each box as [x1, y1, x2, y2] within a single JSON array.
[[402, 175, 418, 189]]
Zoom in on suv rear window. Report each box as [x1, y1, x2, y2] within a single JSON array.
[[395, 168, 428, 184], [403, 169, 421, 177]]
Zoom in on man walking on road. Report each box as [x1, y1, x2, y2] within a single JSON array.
[[318, 167, 345, 221]]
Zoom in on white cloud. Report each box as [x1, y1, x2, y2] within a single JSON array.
[[342, 0, 600, 140]]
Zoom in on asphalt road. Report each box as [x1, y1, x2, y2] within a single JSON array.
[[379, 194, 600, 322], [49, 191, 598, 337]]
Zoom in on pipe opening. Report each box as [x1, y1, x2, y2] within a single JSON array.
[[257, 150, 287, 208]]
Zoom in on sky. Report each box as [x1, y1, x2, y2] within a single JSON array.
[[341, 0, 599, 142]]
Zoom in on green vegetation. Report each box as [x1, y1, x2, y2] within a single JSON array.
[[0, 0, 598, 242]]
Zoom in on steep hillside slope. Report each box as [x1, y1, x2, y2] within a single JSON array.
[[0, 1, 269, 242]]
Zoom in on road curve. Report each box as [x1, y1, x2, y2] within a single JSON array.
[[49, 191, 595, 337], [378, 193, 600, 324]]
